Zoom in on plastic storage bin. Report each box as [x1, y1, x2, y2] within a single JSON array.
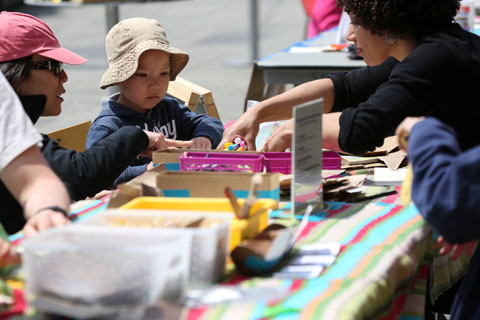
[[22, 225, 191, 313], [119, 197, 278, 252], [80, 209, 232, 285], [264, 151, 341, 173], [180, 152, 264, 173]]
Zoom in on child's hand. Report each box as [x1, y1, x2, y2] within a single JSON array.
[[142, 131, 193, 157], [435, 236, 477, 260], [188, 137, 212, 149], [395, 117, 425, 152], [0, 239, 20, 268], [23, 210, 71, 238], [263, 119, 293, 152]]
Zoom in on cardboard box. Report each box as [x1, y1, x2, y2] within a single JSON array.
[[47, 121, 91, 152], [155, 171, 280, 200]]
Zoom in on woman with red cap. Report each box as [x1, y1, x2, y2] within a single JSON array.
[[0, 11, 192, 235], [0, 71, 71, 267]]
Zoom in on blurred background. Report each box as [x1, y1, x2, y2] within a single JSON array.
[[1, 0, 305, 132]]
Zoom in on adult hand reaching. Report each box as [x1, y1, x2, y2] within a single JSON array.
[[263, 119, 293, 152], [217, 111, 260, 151]]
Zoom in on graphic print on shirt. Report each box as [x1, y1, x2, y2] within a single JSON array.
[[139, 119, 177, 139]]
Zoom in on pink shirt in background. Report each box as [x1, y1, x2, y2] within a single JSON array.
[[306, 0, 342, 38]]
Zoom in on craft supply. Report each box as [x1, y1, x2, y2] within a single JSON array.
[[223, 137, 247, 151], [401, 164, 413, 206], [290, 254, 336, 266], [230, 223, 294, 276], [180, 152, 264, 173], [241, 173, 263, 219], [224, 187, 242, 219], [399, 132, 409, 151], [273, 265, 324, 279], [299, 242, 341, 256]]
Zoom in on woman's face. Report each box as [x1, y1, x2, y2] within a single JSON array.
[[346, 16, 393, 66], [16, 54, 68, 116]]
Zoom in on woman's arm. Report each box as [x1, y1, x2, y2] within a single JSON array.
[[43, 127, 192, 200], [218, 78, 335, 150], [0, 145, 71, 236], [263, 112, 341, 152]]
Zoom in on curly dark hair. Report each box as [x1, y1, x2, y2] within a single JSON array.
[[0, 56, 32, 90], [337, 0, 460, 40]]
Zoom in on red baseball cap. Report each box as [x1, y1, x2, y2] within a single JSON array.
[[0, 11, 86, 65]]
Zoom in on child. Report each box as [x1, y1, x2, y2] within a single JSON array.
[[396, 117, 480, 320], [87, 17, 224, 185], [0, 12, 189, 235]]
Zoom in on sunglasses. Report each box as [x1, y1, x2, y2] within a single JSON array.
[[30, 60, 64, 77]]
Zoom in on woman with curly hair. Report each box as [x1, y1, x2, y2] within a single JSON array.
[[219, 0, 480, 155]]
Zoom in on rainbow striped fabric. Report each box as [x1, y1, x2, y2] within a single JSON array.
[[9, 191, 470, 319], [184, 193, 472, 320]]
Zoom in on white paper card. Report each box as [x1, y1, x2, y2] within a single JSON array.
[[290, 254, 336, 266], [373, 167, 408, 182], [300, 242, 341, 256], [292, 98, 324, 215], [274, 265, 324, 279]]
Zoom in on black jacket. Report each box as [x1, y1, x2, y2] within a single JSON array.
[[328, 23, 480, 154], [0, 95, 149, 234]]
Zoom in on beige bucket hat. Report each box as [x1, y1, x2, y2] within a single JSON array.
[[100, 17, 189, 89]]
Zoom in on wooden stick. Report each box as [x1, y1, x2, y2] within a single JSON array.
[[224, 187, 242, 219], [241, 173, 263, 219]]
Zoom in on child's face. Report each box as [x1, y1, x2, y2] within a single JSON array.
[[117, 50, 170, 114]]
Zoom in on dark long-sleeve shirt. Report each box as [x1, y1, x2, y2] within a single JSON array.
[[0, 95, 149, 234], [328, 23, 480, 154], [409, 117, 480, 320], [86, 94, 224, 184]]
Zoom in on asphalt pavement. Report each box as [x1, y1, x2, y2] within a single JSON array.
[[13, 0, 305, 133]]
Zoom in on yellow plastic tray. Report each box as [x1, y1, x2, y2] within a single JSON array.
[[120, 197, 277, 252]]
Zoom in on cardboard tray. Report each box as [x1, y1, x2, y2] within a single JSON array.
[[120, 197, 278, 252]]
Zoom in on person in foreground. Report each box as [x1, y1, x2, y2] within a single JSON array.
[[87, 17, 224, 185], [0, 12, 192, 234], [396, 116, 479, 320], [0, 72, 71, 266], [220, 0, 480, 154]]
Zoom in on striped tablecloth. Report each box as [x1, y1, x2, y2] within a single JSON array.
[[7, 191, 471, 319], [183, 191, 472, 320]]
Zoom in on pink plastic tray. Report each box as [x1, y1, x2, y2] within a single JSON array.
[[180, 152, 264, 173], [322, 151, 342, 170], [264, 151, 341, 174], [263, 152, 291, 174]]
